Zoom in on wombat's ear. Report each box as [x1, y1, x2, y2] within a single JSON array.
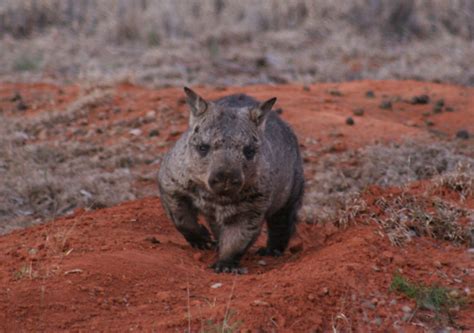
[[249, 97, 277, 127], [184, 87, 208, 119]]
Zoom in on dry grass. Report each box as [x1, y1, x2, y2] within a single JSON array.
[[301, 140, 474, 246], [372, 192, 471, 246], [432, 164, 474, 201], [0, 1, 473, 86], [301, 140, 474, 224], [0, 112, 161, 235]]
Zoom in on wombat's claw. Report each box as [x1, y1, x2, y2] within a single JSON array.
[[190, 239, 216, 250], [256, 247, 283, 257], [211, 261, 248, 274]]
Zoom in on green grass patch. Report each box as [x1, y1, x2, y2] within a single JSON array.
[[390, 274, 465, 325]]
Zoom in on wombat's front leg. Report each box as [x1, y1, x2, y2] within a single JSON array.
[[211, 219, 262, 274], [160, 193, 215, 249]]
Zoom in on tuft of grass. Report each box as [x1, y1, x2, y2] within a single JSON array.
[[432, 165, 474, 200], [390, 274, 464, 321], [202, 309, 242, 333], [372, 191, 470, 246], [13, 262, 35, 280], [13, 54, 41, 72]]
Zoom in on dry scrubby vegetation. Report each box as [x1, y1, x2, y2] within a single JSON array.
[[0, 119, 138, 234], [0, 87, 165, 234], [1, 0, 474, 86], [301, 141, 474, 246]]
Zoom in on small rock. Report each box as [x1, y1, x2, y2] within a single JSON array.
[[402, 305, 412, 313], [328, 141, 347, 153], [365, 90, 375, 98], [372, 265, 381, 272], [449, 290, 459, 298], [379, 100, 392, 110], [252, 300, 270, 307], [435, 99, 444, 107], [148, 129, 160, 137], [433, 260, 442, 268], [13, 131, 29, 143], [405, 120, 417, 127], [210, 283, 222, 289], [307, 293, 315, 301], [319, 287, 329, 296], [345, 117, 355, 126], [129, 128, 142, 136], [410, 94, 430, 104], [257, 260, 267, 266], [16, 101, 28, 111], [11, 92, 22, 102], [456, 130, 469, 140], [145, 110, 156, 119], [329, 89, 343, 97], [145, 236, 161, 244], [432, 104, 443, 114], [353, 108, 364, 116], [425, 119, 434, 127], [64, 269, 83, 275], [363, 300, 376, 309]]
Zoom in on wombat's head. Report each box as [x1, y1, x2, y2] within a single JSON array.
[[182, 87, 276, 196]]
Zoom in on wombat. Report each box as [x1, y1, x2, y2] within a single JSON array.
[[158, 87, 304, 273]]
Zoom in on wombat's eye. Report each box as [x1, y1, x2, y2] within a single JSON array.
[[243, 145, 256, 160], [197, 143, 210, 156]]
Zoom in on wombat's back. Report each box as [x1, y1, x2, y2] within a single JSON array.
[[214, 94, 259, 108]]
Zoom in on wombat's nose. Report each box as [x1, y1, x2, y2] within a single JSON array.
[[208, 169, 243, 192]]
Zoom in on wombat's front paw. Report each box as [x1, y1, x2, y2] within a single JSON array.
[[185, 225, 216, 250], [256, 247, 283, 257], [211, 260, 248, 274]]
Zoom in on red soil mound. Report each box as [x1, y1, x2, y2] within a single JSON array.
[[0, 81, 473, 331]]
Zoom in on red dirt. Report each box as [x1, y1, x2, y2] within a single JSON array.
[[1, 80, 473, 332]]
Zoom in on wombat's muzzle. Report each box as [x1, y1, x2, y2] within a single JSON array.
[[208, 168, 243, 195]]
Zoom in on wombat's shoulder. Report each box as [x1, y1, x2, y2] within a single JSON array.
[[213, 94, 259, 108]]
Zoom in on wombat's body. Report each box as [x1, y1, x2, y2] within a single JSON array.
[[158, 88, 304, 273]]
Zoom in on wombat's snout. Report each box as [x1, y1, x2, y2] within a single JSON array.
[[208, 168, 243, 194]]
